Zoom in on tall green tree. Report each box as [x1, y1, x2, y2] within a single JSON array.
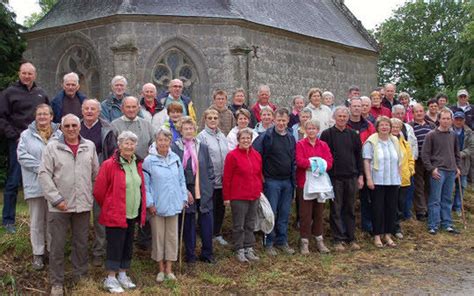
[[23, 0, 58, 28], [375, 1, 471, 102]]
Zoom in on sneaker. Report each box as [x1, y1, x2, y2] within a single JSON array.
[[117, 275, 136, 289], [50, 285, 63, 296], [275, 244, 295, 255], [166, 273, 177, 281], [394, 232, 404, 239], [428, 228, 437, 235], [244, 248, 260, 261], [32, 255, 44, 270], [236, 249, 249, 263], [455, 211, 462, 217], [92, 255, 103, 267], [213, 235, 229, 246], [104, 277, 125, 293], [300, 239, 310, 255], [333, 242, 346, 252], [349, 242, 361, 251], [446, 227, 460, 235], [315, 238, 330, 254], [265, 246, 278, 256], [156, 272, 165, 283], [4, 224, 16, 234]]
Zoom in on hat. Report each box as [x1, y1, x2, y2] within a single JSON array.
[[457, 89, 469, 97], [454, 111, 465, 119]]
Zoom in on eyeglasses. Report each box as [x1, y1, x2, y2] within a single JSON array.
[[207, 117, 218, 120], [36, 112, 51, 116], [172, 85, 183, 88], [63, 124, 78, 128]]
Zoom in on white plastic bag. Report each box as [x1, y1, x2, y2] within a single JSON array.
[[256, 192, 275, 234]]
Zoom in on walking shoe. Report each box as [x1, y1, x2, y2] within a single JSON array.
[[300, 238, 310, 255], [236, 249, 249, 262], [394, 232, 404, 239], [455, 210, 462, 217], [275, 244, 295, 255], [4, 224, 16, 234], [199, 256, 217, 264], [213, 235, 229, 246], [416, 214, 427, 222], [50, 285, 64, 296], [349, 242, 361, 251], [166, 273, 177, 281], [104, 277, 125, 293], [315, 237, 330, 254], [117, 275, 136, 289], [428, 228, 437, 235], [156, 272, 165, 283], [446, 227, 460, 235], [92, 255, 103, 267], [32, 255, 44, 270], [245, 248, 260, 261], [265, 246, 278, 256], [333, 242, 346, 252]]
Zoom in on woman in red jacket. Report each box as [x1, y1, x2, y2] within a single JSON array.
[[295, 119, 333, 255], [223, 128, 263, 263], [93, 131, 147, 293]]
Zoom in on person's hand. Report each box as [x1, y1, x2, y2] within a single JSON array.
[[148, 206, 157, 216], [56, 201, 68, 211], [358, 175, 364, 189], [366, 178, 375, 190], [456, 168, 461, 178], [432, 168, 441, 180], [187, 191, 194, 205], [224, 200, 230, 207]]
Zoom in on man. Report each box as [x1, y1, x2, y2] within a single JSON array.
[[200, 89, 235, 135], [139, 83, 167, 129], [320, 106, 363, 251], [39, 114, 99, 296], [421, 109, 461, 235], [111, 96, 155, 160], [382, 83, 399, 110], [450, 89, 473, 129], [251, 84, 277, 122], [51, 72, 86, 123], [436, 92, 449, 110], [344, 85, 360, 107], [253, 108, 296, 256], [158, 79, 196, 122], [425, 99, 439, 126], [100, 75, 130, 122], [80, 98, 117, 266], [409, 104, 435, 221], [0, 62, 49, 233], [361, 96, 376, 124], [228, 88, 257, 128]]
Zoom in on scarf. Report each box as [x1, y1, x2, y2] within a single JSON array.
[[366, 133, 402, 170], [183, 139, 198, 175], [37, 124, 53, 144]]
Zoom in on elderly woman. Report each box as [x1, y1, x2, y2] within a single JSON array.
[[93, 131, 146, 293], [363, 116, 402, 248], [369, 91, 392, 119], [144, 129, 187, 282], [171, 117, 216, 264], [223, 128, 263, 262], [17, 104, 61, 270], [306, 88, 333, 132], [291, 107, 312, 141], [254, 106, 274, 134], [100, 75, 130, 122], [227, 108, 258, 150], [162, 102, 184, 141], [288, 95, 305, 127], [398, 92, 413, 122], [322, 91, 335, 111], [198, 109, 230, 246], [228, 88, 257, 128], [390, 118, 415, 239]]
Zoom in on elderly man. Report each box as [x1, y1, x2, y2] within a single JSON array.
[[344, 85, 360, 107], [80, 98, 117, 266], [111, 96, 155, 160], [51, 72, 86, 123], [0, 62, 49, 233], [140, 83, 167, 129], [320, 106, 363, 251], [251, 84, 277, 122], [382, 83, 399, 110], [100, 75, 130, 122], [361, 96, 376, 124], [39, 114, 99, 296], [450, 89, 473, 129], [158, 79, 196, 122]]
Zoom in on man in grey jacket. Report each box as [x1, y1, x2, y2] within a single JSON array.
[[39, 114, 99, 296]]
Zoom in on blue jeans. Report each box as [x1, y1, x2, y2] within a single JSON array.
[[428, 170, 456, 230], [404, 177, 415, 219], [452, 175, 467, 212], [263, 178, 293, 247], [2, 139, 22, 225]]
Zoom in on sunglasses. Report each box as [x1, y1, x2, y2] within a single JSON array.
[[63, 124, 79, 128]]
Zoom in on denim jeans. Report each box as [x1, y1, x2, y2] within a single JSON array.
[[404, 177, 415, 219], [428, 169, 456, 230], [2, 139, 22, 225], [263, 178, 293, 247], [452, 175, 467, 212]]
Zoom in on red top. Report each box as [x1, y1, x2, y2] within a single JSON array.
[[223, 147, 263, 201], [295, 137, 333, 188], [251, 102, 277, 122], [144, 99, 156, 115], [66, 142, 79, 157], [370, 105, 392, 119]]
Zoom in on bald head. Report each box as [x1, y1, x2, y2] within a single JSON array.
[[19, 62, 37, 89], [142, 83, 157, 102]]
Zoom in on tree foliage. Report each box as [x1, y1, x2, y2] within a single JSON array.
[[23, 0, 58, 28], [375, 1, 473, 102]]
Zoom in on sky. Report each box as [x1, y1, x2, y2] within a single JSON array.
[[8, 0, 407, 30]]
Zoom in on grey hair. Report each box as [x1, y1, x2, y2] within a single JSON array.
[[361, 96, 371, 105], [333, 106, 350, 119], [390, 117, 404, 127], [63, 72, 79, 84], [257, 84, 271, 95], [117, 131, 138, 146], [392, 104, 405, 114], [259, 106, 274, 115], [155, 129, 172, 141], [111, 75, 127, 87], [322, 91, 334, 99], [304, 119, 321, 130], [142, 83, 156, 92], [237, 127, 254, 141], [123, 96, 139, 105], [82, 98, 102, 111], [300, 107, 312, 117], [61, 113, 80, 126], [292, 95, 305, 105]]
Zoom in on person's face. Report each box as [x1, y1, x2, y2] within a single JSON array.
[[237, 114, 249, 129], [258, 89, 270, 104], [169, 110, 183, 123], [119, 139, 137, 160], [438, 97, 447, 108], [82, 101, 100, 122], [385, 85, 396, 99], [35, 107, 53, 127], [377, 121, 391, 136], [19, 64, 36, 88], [439, 112, 452, 129], [61, 118, 80, 142], [122, 99, 139, 120], [350, 100, 362, 117], [205, 113, 219, 130], [181, 123, 196, 140], [156, 134, 171, 155], [323, 95, 334, 106], [334, 111, 349, 129], [428, 103, 439, 115], [214, 94, 227, 109], [112, 80, 126, 97], [310, 92, 322, 106], [361, 100, 371, 114], [413, 106, 425, 121], [169, 81, 183, 98], [233, 91, 245, 106], [238, 133, 252, 150], [294, 98, 305, 111], [458, 94, 469, 106], [305, 124, 319, 139], [371, 94, 381, 107], [349, 90, 360, 99], [261, 111, 273, 125], [63, 78, 79, 97], [453, 117, 465, 129], [399, 97, 409, 107], [142, 85, 157, 101], [274, 114, 289, 133], [299, 112, 311, 125], [391, 123, 402, 136], [392, 109, 405, 121]]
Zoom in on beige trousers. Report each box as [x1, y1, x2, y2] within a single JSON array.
[[27, 197, 50, 255], [150, 214, 178, 262]]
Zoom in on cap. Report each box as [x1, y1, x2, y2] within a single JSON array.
[[457, 89, 469, 97], [453, 111, 465, 119]]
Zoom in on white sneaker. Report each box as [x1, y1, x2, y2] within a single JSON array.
[[214, 235, 229, 246], [166, 273, 177, 281], [104, 277, 125, 293], [117, 275, 136, 289], [156, 272, 165, 283]]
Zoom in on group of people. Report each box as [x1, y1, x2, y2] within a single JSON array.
[[0, 61, 471, 295]]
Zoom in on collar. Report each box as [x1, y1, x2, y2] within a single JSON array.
[[83, 119, 99, 129], [121, 115, 138, 122]]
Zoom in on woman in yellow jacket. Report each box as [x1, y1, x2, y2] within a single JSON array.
[[391, 118, 415, 239]]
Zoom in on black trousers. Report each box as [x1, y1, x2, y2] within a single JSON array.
[[329, 177, 357, 242], [105, 218, 136, 271], [370, 185, 399, 235], [212, 189, 225, 237], [394, 186, 409, 233]]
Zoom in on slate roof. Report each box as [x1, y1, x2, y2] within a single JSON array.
[[28, 0, 377, 52]]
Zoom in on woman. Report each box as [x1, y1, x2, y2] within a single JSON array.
[[390, 118, 415, 239], [144, 129, 187, 282], [306, 88, 333, 132], [227, 108, 258, 150], [398, 92, 413, 122], [17, 103, 61, 270], [425, 98, 439, 126], [162, 102, 184, 141], [369, 91, 392, 119], [171, 117, 216, 264], [198, 109, 230, 246], [94, 131, 146, 293], [223, 128, 263, 262], [254, 106, 274, 134], [363, 116, 402, 248], [288, 95, 305, 127], [228, 88, 257, 128], [291, 108, 312, 141], [322, 91, 336, 111], [295, 119, 333, 254]]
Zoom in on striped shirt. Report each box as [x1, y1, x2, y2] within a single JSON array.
[[363, 140, 401, 185], [410, 121, 434, 156]]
